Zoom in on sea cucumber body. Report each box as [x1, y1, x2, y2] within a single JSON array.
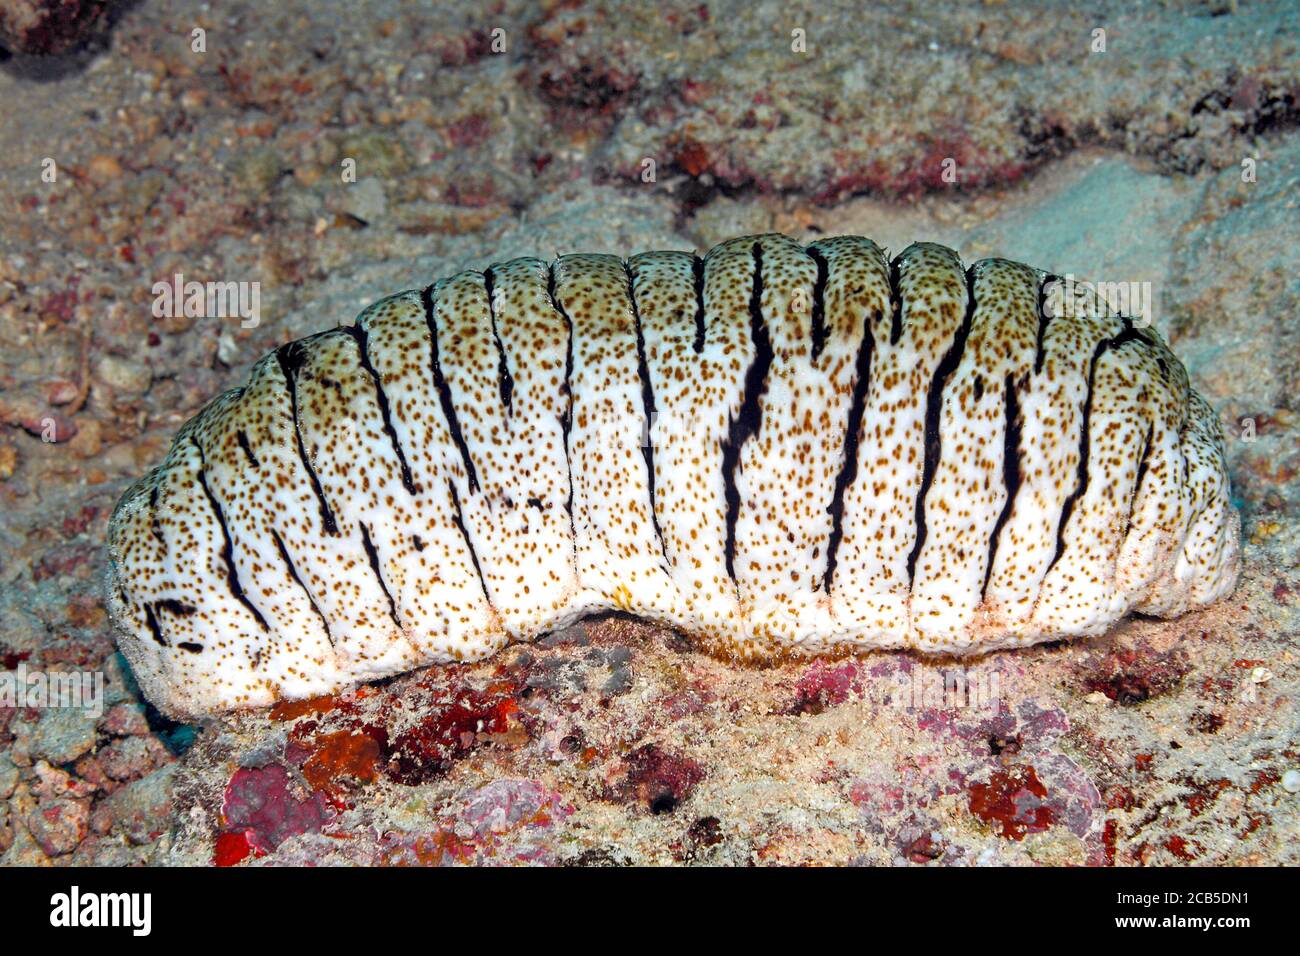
[[105, 234, 1241, 717]]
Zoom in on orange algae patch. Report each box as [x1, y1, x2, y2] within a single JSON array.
[[302, 731, 383, 807], [270, 695, 341, 722]]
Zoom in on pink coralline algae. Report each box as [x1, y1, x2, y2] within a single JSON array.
[[458, 778, 569, 839], [217, 764, 331, 864], [787, 660, 865, 715], [849, 758, 967, 820], [375, 779, 572, 866], [914, 697, 1069, 758]]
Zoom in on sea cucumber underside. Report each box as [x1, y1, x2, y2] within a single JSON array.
[[105, 233, 1241, 718]]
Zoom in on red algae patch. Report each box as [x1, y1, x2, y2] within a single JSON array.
[[968, 766, 1057, 841]]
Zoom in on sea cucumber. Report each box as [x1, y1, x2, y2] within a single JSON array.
[[105, 234, 1240, 718]]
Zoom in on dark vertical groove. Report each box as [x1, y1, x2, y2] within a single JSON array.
[[807, 246, 830, 361], [1044, 320, 1143, 576], [483, 267, 514, 416], [1034, 273, 1059, 375], [148, 485, 165, 545], [191, 438, 269, 631], [888, 252, 905, 345], [276, 340, 339, 535], [821, 307, 877, 594], [269, 527, 332, 645], [905, 264, 978, 586], [720, 242, 772, 582], [981, 372, 1024, 599], [1123, 421, 1155, 541], [236, 429, 260, 469], [691, 253, 707, 354], [340, 323, 418, 496], [358, 521, 403, 631], [420, 285, 480, 494], [447, 478, 492, 606], [546, 263, 577, 542], [143, 602, 167, 646], [626, 261, 670, 569], [1132, 422, 1154, 507]]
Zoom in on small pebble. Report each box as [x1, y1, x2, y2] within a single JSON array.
[[87, 154, 124, 184], [98, 736, 155, 781], [94, 354, 153, 398], [98, 702, 151, 736], [25, 797, 90, 857], [67, 417, 103, 458], [29, 709, 98, 765], [334, 176, 388, 223], [32, 761, 95, 800], [233, 145, 286, 196], [105, 764, 178, 845], [19, 413, 76, 442], [1282, 770, 1300, 794], [45, 380, 79, 405]]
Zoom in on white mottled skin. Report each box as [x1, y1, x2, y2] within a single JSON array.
[[105, 234, 1241, 718]]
